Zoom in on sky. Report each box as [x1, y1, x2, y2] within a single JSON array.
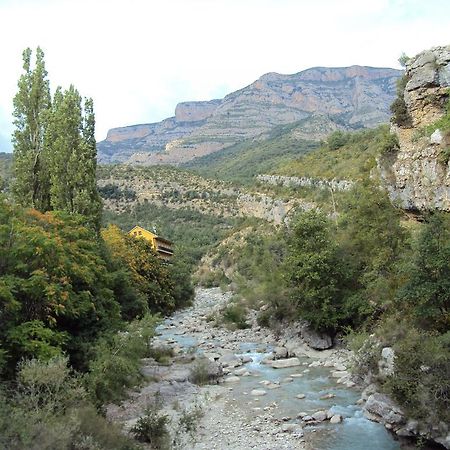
[[0, 0, 449, 151]]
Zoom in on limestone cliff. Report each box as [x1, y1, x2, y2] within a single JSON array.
[[380, 45, 450, 211], [98, 66, 400, 164]]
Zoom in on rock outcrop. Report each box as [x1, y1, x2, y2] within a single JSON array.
[[98, 66, 401, 164], [380, 45, 450, 211]]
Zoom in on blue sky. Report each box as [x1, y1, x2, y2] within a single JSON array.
[[0, 0, 449, 152]]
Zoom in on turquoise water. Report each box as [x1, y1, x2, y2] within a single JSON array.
[[158, 321, 401, 450]]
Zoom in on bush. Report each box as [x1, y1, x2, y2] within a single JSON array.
[[221, 303, 250, 330], [131, 396, 170, 449], [385, 329, 450, 423], [390, 75, 412, 127], [86, 315, 158, 407], [0, 357, 137, 450], [189, 358, 211, 385], [148, 345, 175, 364]]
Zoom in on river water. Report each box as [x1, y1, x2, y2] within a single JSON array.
[[156, 289, 403, 450]]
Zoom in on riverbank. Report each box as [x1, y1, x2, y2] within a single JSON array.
[[107, 287, 402, 450]]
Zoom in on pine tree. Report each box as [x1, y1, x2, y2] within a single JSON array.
[[12, 47, 51, 210]]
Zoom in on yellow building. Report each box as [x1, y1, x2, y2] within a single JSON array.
[[128, 226, 174, 261]]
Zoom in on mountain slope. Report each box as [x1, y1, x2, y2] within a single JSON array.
[[98, 66, 401, 165]]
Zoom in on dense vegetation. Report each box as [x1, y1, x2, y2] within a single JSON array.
[[103, 201, 240, 268], [195, 124, 449, 426], [0, 152, 12, 192], [0, 48, 194, 449], [276, 125, 398, 181], [184, 120, 319, 184]]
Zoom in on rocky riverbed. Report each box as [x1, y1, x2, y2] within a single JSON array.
[[107, 288, 405, 450]]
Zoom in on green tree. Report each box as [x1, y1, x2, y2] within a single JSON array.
[[398, 213, 450, 332], [338, 183, 406, 325], [0, 204, 121, 372], [12, 47, 51, 210], [285, 210, 346, 332], [45, 87, 101, 228]]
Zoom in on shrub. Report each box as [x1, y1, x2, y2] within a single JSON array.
[[148, 345, 175, 364], [189, 358, 211, 385], [131, 396, 170, 449], [221, 303, 250, 330], [86, 315, 158, 407], [390, 75, 412, 127], [385, 329, 450, 423]]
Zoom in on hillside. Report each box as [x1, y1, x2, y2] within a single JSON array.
[[97, 66, 401, 165]]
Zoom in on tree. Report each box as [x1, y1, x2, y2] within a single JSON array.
[[337, 182, 406, 325], [285, 210, 347, 333], [45, 86, 101, 228], [12, 47, 51, 210], [398, 213, 450, 333]]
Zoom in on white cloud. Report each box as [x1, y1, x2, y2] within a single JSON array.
[[0, 0, 449, 148]]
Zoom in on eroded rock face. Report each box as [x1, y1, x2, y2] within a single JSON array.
[[380, 45, 450, 211], [98, 65, 400, 164]]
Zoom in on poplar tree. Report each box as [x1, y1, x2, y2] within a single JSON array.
[[45, 86, 102, 229], [12, 47, 51, 210], [12, 48, 102, 230]]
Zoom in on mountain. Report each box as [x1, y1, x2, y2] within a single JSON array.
[[97, 66, 401, 165]]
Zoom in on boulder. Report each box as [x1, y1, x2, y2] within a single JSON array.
[[330, 414, 342, 424], [271, 357, 301, 369], [273, 346, 288, 359], [312, 411, 328, 422], [224, 376, 240, 383], [251, 389, 267, 396], [378, 347, 395, 377], [300, 322, 333, 350], [364, 393, 404, 425]]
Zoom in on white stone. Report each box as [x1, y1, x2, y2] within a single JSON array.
[[430, 129, 443, 145], [296, 394, 306, 399], [251, 389, 267, 396], [330, 414, 342, 424], [271, 357, 301, 369], [331, 370, 349, 378], [224, 376, 240, 383]]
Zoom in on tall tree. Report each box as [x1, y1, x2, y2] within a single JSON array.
[[45, 87, 101, 229], [12, 47, 51, 210]]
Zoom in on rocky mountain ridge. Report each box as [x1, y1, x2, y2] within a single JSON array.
[[98, 65, 401, 165]]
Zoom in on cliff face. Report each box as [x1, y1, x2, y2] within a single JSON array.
[[98, 66, 401, 164], [380, 46, 450, 211]]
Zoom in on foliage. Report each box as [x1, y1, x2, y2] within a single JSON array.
[[396, 212, 450, 333], [0, 203, 122, 373], [285, 209, 347, 332], [45, 87, 101, 229], [0, 152, 13, 192], [12, 47, 51, 211], [103, 202, 238, 269], [385, 328, 450, 423], [276, 126, 395, 181], [337, 183, 407, 327], [86, 315, 158, 406], [130, 395, 170, 448], [390, 75, 412, 127], [0, 357, 137, 450], [102, 224, 192, 314], [98, 183, 137, 201], [221, 302, 250, 330], [12, 47, 101, 229]]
